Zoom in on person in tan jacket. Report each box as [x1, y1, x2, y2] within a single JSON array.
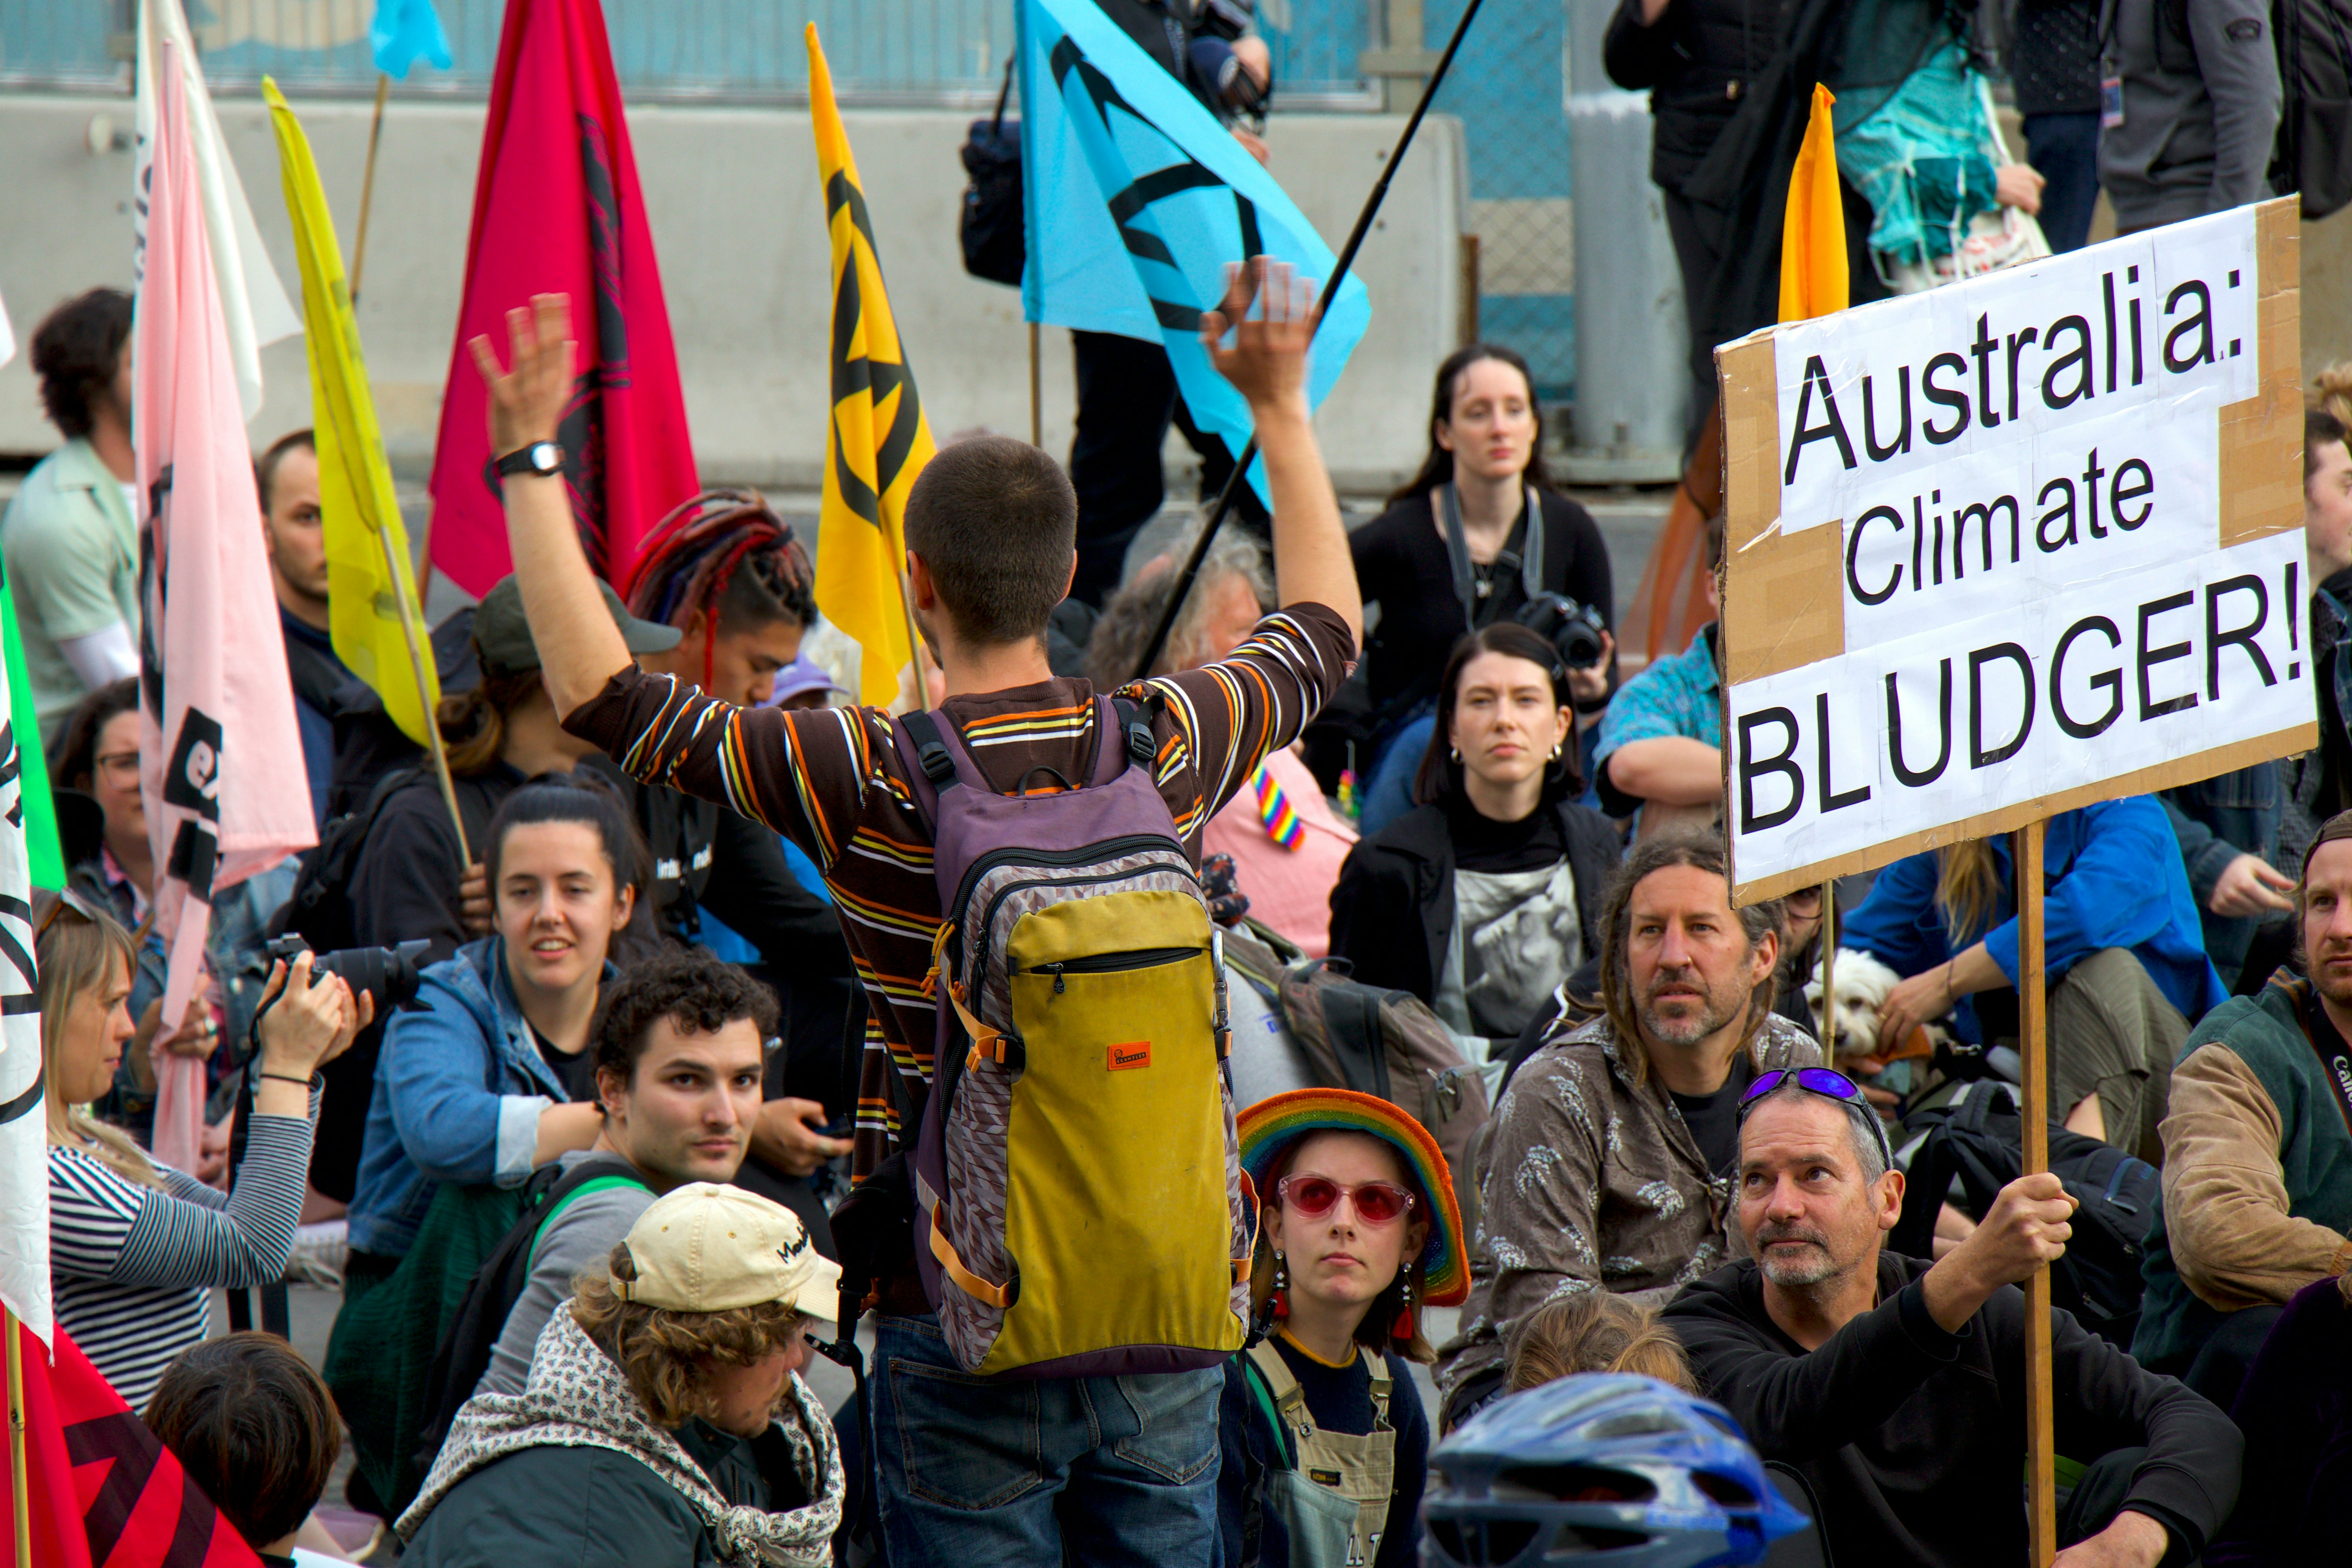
[[2132, 811, 2352, 1410]]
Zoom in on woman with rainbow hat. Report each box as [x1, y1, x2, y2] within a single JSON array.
[[1218, 1089, 1472, 1568]]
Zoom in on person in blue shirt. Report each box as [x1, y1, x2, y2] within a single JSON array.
[[1840, 797, 2225, 1163], [1592, 518, 1720, 836]]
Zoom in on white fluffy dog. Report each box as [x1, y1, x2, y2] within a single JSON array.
[[1804, 947, 1906, 1064]]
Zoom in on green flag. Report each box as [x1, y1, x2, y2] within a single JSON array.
[[2, 580, 64, 888]]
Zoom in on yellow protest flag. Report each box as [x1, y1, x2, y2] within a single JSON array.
[[263, 79, 439, 744], [808, 24, 937, 706], [1778, 83, 1849, 324]]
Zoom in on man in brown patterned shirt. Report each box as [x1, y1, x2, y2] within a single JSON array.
[[463, 266, 1361, 1567], [1437, 831, 1821, 1427]]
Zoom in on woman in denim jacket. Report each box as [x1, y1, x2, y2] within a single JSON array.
[[345, 776, 645, 1272]]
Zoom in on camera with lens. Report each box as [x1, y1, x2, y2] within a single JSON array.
[[237, 935, 434, 1065], [1515, 592, 1609, 671]]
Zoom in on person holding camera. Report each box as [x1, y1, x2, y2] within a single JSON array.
[[42, 891, 367, 1407], [1338, 345, 1615, 839], [1327, 623, 1621, 1061]]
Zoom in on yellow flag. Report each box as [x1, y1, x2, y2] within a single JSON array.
[[263, 80, 439, 743], [808, 25, 938, 706], [1778, 83, 1849, 324]]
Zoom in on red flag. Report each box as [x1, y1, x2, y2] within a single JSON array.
[[427, 0, 699, 598], [0, 1321, 261, 1568]]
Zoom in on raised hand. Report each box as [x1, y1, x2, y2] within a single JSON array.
[[466, 292, 575, 460], [1199, 258, 1318, 414]]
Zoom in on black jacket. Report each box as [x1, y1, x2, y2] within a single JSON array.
[[1604, 0, 1804, 191], [1326, 799, 1622, 1010], [1663, 1253, 2242, 1568], [402, 1417, 807, 1568]]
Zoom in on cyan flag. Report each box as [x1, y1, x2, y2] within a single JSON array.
[[372, 0, 451, 79], [1018, 0, 1370, 504]]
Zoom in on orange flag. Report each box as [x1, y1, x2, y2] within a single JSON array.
[[1778, 83, 1848, 323]]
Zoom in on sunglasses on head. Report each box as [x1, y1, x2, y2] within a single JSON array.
[[1275, 1174, 1417, 1227], [34, 887, 112, 944], [1735, 1066, 1896, 1170]]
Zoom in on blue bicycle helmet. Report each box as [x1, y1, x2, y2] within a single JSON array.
[[1423, 1374, 1810, 1568]]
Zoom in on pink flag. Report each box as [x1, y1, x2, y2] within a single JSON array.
[[426, 0, 699, 598], [134, 44, 317, 1172]]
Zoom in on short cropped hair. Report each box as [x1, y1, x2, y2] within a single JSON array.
[[591, 946, 779, 1088], [255, 428, 315, 514], [144, 1334, 342, 1552], [903, 434, 1077, 646], [1744, 1070, 1889, 1185], [31, 288, 134, 441]]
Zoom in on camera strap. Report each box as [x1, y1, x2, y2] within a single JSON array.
[[1436, 483, 1543, 630]]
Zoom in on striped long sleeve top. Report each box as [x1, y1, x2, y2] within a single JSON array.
[[49, 1103, 315, 1408], [563, 603, 1356, 1178]]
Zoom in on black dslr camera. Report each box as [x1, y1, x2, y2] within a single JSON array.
[[1516, 592, 1610, 671], [238, 935, 433, 1065]]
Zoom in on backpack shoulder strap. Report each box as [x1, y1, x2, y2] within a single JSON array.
[[1106, 694, 1157, 784], [899, 711, 961, 791], [1434, 486, 1477, 630], [524, 1170, 653, 1274]]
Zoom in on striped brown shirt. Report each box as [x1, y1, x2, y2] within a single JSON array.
[[563, 603, 1356, 1178]]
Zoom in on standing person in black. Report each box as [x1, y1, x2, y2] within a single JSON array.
[[2006, 0, 2105, 251], [1327, 623, 1621, 1067], [1605, 0, 1882, 442], [1068, 1, 1274, 606], [1337, 344, 1615, 838], [255, 428, 352, 831]]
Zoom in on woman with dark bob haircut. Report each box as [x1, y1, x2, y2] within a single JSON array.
[[1327, 622, 1622, 1063], [146, 1333, 345, 1564]]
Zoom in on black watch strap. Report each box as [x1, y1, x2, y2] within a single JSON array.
[[495, 441, 563, 479]]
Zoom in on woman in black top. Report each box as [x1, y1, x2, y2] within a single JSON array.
[[1327, 624, 1622, 1065], [1345, 344, 1614, 837]]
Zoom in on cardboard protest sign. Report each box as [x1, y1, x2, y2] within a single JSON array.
[[1721, 198, 2309, 904]]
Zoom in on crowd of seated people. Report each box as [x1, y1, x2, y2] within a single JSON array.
[[20, 227, 2352, 1568]]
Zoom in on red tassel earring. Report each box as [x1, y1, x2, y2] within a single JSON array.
[[1391, 1277, 1415, 1341], [1272, 1252, 1291, 1320]]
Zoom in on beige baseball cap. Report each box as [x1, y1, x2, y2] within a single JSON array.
[[612, 1183, 841, 1320]]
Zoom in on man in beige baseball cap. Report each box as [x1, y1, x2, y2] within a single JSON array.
[[401, 1185, 847, 1568]]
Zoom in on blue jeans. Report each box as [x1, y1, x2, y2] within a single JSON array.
[[1359, 710, 1437, 839], [871, 1313, 1223, 1567], [2023, 111, 2102, 254]]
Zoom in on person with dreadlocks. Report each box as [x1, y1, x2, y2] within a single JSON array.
[[605, 492, 859, 1237]]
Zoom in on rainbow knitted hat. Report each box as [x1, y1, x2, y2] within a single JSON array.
[[1237, 1088, 1470, 1307]]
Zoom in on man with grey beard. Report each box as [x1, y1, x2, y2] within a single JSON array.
[[1435, 831, 1819, 1430], [1663, 1073, 2241, 1568]]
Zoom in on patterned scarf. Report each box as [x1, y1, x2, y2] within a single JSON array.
[[398, 1308, 844, 1565]]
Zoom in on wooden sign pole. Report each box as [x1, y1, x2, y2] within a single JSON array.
[[2017, 818, 2056, 1566], [1819, 882, 1837, 1058]]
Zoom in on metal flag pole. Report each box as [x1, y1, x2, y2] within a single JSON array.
[[349, 73, 391, 303], [1129, 0, 1491, 681]]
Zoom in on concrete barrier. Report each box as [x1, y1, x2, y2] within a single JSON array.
[[0, 91, 1465, 496]]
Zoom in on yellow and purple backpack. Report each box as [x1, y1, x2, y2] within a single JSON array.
[[895, 695, 1254, 1376]]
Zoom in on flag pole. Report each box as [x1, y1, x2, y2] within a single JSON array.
[[1130, 0, 1490, 681], [376, 523, 471, 865], [349, 73, 391, 303], [5, 1308, 27, 1568], [2018, 818, 2057, 1566], [1029, 322, 1042, 448]]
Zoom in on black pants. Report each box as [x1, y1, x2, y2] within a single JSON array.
[[2023, 111, 2102, 255], [1068, 329, 1269, 608]]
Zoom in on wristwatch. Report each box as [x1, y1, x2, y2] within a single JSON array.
[[495, 441, 564, 481]]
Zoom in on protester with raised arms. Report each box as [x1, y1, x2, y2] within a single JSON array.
[[1333, 345, 1614, 835], [1219, 1089, 1468, 1568], [1327, 622, 1620, 1056], [469, 261, 1359, 1566], [43, 893, 365, 1407]]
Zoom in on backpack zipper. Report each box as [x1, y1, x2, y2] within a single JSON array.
[[967, 852, 1201, 988], [1020, 945, 1202, 994], [949, 833, 1192, 921]]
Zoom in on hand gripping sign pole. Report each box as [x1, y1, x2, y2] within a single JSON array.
[[1131, 0, 1491, 681], [1717, 198, 2307, 1567]]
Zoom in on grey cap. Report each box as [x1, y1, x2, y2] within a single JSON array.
[[473, 574, 682, 677]]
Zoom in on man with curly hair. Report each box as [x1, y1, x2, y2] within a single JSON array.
[[401, 1183, 846, 1567], [474, 947, 777, 1399]]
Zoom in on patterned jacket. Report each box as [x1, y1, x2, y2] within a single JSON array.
[[1435, 1010, 1821, 1402]]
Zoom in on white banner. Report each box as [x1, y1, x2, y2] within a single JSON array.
[[1721, 201, 2309, 898]]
